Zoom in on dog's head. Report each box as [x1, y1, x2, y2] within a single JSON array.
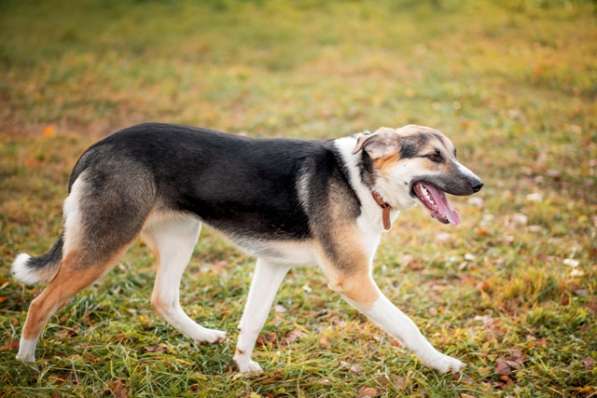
[[353, 125, 483, 225]]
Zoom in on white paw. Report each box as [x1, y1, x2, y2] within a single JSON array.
[[16, 350, 35, 363], [424, 352, 465, 373], [234, 357, 263, 373], [16, 338, 36, 363], [194, 328, 227, 344]]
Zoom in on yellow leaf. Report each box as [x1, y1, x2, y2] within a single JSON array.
[[42, 125, 56, 138]]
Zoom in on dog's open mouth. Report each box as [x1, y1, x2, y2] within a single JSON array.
[[412, 181, 460, 225]]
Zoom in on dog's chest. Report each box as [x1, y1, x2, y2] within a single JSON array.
[[230, 237, 317, 265]]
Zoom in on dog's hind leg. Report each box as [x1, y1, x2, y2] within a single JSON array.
[[142, 213, 226, 344], [17, 168, 154, 362], [17, 248, 129, 362]]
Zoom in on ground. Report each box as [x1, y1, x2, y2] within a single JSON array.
[[0, 0, 595, 397]]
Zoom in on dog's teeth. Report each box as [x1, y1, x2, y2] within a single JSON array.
[[418, 185, 436, 209]]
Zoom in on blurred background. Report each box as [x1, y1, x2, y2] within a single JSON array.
[[0, 1, 595, 397]]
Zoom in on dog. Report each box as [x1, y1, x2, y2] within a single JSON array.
[[11, 123, 482, 373]]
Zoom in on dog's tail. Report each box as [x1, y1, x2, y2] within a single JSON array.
[[11, 234, 64, 285]]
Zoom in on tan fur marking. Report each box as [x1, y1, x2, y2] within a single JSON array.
[[329, 224, 369, 270], [329, 271, 379, 308], [373, 154, 400, 174], [322, 184, 369, 270], [316, 236, 379, 309], [22, 245, 130, 340]]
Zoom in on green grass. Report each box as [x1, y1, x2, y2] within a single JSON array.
[[0, 0, 595, 396]]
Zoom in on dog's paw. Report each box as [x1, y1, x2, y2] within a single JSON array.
[[234, 358, 263, 374], [194, 328, 227, 344], [424, 353, 465, 374], [16, 338, 36, 363], [16, 350, 35, 363]]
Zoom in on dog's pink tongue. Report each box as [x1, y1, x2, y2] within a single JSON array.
[[424, 182, 460, 225]]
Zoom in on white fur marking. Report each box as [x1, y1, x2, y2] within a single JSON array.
[[144, 212, 226, 343], [455, 160, 480, 182], [231, 237, 317, 265], [354, 294, 464, 373], [16, 336, 37, 362], [11, 253, 38, 285], [296, 166, 311, 211], [234, 258, 290, 373], [334, 136, 389, 233], [62, 172, 87, 255]]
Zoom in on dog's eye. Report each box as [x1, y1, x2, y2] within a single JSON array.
[[426, 150, 443, 163]]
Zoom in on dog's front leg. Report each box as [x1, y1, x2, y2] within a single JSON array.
[[234, 258, 290, 373], [326, 269, 464, 373], [354, 289, 464, 373]]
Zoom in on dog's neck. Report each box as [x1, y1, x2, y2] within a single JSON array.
[[333, 136, 401, 232]]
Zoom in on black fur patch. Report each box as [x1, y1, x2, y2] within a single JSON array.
[[28, 234, 63, 269], [399, 134, 428, 158], [69, 123, 359, 245], [358, 151, 376, 187]]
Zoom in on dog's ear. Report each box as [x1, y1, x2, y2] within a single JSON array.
[[352, 127, 399, 159]]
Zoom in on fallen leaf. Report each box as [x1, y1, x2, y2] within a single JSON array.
[[357, 386, 379, 398], [475, 227, 490, 237], [107, 379, 128, 398], [467, 196, 484, 207], [476, 280, 491, 293], [145, 344, 167, 353], [436, 232, 451, 242], [319, 335, 330, 348], [211, 260, 228, 274], [526, 192, 543, 202], [400, 254, 424, 270], [570, 269, 584, 277], [511, 213, 528, 226], [42, 125, 56, 138], [573, 289, 588, 297], [0, 340, 19, 351], [281, 329, 304, 345], [508, 348, 525, 365], [464, 253, 476, 261], [274, 304, 287, 313], [473, 315, 494, 327], [56, 328, 78, 339], [528, 225, 543, 232], [563, 258, 580, 267], [573, 386, 596, 395], [256, 332, 277, 347], [495, 358, 511, 377], [390, 375, 408, 390], [350, 363, 363, 373]]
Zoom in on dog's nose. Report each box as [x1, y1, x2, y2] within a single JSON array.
[[471, 180, 483, 193]]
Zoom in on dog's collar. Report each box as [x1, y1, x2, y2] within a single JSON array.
[[371, 191, 392, 230]]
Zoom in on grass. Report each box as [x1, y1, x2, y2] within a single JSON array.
[[0, 0, 595, 396]]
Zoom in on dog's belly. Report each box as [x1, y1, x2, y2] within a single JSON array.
[[231, 237, 317, 265]]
